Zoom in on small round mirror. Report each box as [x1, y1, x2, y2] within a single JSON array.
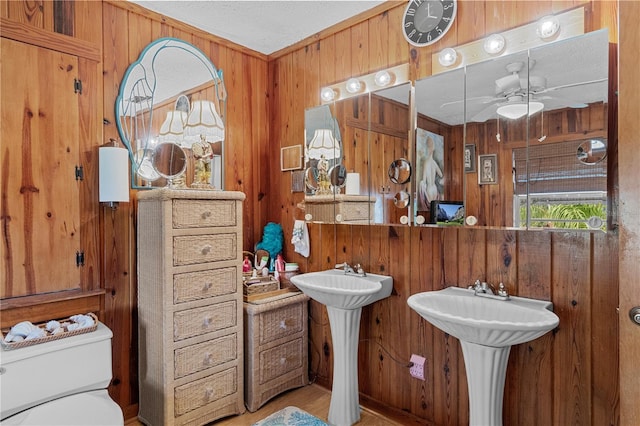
[[388, 158, 412, 184], [329, 164, 347, 188], [577, 138, 607, 165], [152, 142, 187, 185], [393, 190, 411, 209]]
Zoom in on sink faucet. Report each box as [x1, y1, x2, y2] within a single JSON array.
[[335, 262, 367, 277], [469, 279, 510, 300]]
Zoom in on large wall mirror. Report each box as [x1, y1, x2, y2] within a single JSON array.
[[412, 28, 610, 231], [303, 80, 412, 225], [116, 37, 226, 189], [463, 29, 610, 230]]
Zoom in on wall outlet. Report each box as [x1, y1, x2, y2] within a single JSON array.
[[409, 354, 426, 380]]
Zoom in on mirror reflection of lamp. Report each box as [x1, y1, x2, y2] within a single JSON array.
[[306, 129, 340, 195], [183, 100, 225, 189]]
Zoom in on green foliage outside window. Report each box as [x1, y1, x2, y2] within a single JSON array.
[[521, 203, 606, 230]]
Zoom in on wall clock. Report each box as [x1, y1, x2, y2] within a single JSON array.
[[402, 0, 457, 47]]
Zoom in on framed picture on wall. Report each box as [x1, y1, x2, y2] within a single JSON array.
[[415, 128, 444, 212], [478, 154, 498, 185], [464, 144, 476, 173]]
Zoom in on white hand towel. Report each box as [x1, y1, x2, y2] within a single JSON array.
[[291, 219, 310, 258]]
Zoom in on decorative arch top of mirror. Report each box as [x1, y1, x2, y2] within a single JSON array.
[[115, 37, 225, 189]]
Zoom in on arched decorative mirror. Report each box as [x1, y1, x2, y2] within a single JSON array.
[[115, 37, 226, 189]]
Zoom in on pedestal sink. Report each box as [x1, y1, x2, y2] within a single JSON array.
[[290, 269, 393, 426], [407, 286, 559, 426]]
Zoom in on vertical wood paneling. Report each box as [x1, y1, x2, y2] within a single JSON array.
[[272, 2, 619, 425], [552, 232, 593, 426]]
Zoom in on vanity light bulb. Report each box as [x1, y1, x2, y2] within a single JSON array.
[[536, 15, 560, 39], [374, 70, 394, 87], [438, 48, 458, 67], [320, 87, 336, 102], [345, 78, 362, 94], [483, 34, 506, 55]]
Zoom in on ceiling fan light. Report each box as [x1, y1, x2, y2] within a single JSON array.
[[528, 101, 544, 115], [536, 15, 560, 39], [320, 87, 337, 102], [438, 48, 458, 67], [497, 101, 544, 120], [483, 34, 506, 55]]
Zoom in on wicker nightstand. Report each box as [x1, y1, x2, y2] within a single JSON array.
[[243, 292, 309, 412]]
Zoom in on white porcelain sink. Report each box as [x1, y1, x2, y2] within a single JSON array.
[[407, 286, 559, 347], [290, 268, 393, 310], [407, 286, 559, 426], [291, 269, 393, 425]]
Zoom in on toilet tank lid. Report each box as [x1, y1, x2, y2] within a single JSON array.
[[0, 322, 112, 365]]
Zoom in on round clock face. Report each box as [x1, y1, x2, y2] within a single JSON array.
[[403, 0, 457, 47]]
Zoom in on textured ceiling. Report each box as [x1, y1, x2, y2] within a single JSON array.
[[129, 0, 385, 55]]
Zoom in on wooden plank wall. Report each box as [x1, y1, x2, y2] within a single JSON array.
[[3, 0, 269, 419], [100, 1, 270, 417], [269, 1, 619, 424]]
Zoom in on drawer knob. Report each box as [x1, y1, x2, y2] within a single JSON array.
[[280, 357, 287, 365], [203, 316, 211, 327], [201, 245, 212, 255], [201, 211, 212, 219], [202, 282, 212, 291], [279, 320, 287, 330], [204, 387, 215, 400], [203, 352, 213, 365]]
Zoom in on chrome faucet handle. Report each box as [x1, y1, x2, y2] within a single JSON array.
[[497, 283, 509, 297], [353, 263, 366, 276]]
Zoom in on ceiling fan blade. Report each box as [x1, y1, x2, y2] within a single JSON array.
[[469, 103, 500, 123], [440, 95, 495, 109], [536, 78, 607, 94]]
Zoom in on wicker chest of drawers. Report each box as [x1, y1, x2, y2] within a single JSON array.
[[137, 189, 245, 425], [243, 293, 309, 412]]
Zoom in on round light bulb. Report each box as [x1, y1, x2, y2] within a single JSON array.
[[345, 78, 362, 94], [438, 48, 458, 67], [374, 70, 393, 87], [483, 34, 506, 55], [320, 87, 336, 102], [536, 15, 560, 39]]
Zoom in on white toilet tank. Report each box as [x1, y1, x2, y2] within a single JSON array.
[[0, 321, 123, 424]]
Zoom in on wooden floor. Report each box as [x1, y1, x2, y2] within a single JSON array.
[[127, 384, 404, 425], [215, 384, 403, 425]]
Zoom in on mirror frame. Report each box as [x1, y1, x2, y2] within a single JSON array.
[[115, 37, 226, 189]]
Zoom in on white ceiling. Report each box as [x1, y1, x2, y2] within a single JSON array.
[[129, 0, 385, 55]]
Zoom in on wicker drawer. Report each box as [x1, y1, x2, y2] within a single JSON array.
[[173, 234, 237, 266], [174, 367, 237, 417], [259, 338, 304, 384], [174, 267, 237, 304], [173, 301, 236, 341], [174, 333, 237, 379], [259, 302, 303, 345], [172, 199, 237, 229]]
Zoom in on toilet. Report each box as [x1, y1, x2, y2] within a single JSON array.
[[0, 321, 124, 425]]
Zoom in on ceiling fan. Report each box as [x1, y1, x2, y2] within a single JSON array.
[[442, 61, 606, 123]]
